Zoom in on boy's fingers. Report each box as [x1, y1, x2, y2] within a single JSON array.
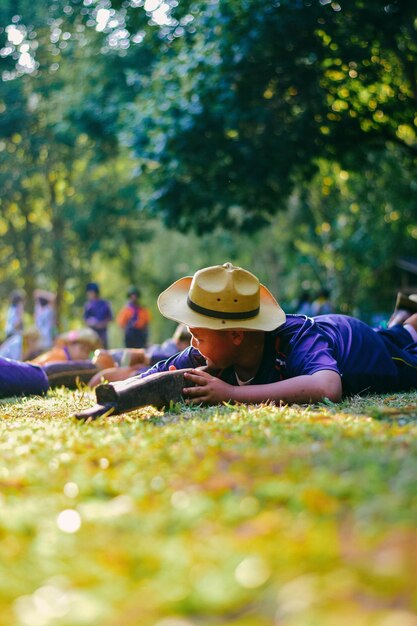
[[183, 386, 210, 403], [184, 370, 208, 382], [183, 385, 202, 396], [183, 371, 213, 401]]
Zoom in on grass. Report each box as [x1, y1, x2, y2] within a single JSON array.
[[0, 387, 416, 626]]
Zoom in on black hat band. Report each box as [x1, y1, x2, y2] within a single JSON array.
[[187, 296, 260, 320]]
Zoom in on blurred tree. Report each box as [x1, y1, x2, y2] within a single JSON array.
[[0, 1, 151, 326], [125, 0, 417, 231], [255, 146, 417, 319]]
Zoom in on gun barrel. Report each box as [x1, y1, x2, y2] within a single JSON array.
[[75, 403, 116, 421]]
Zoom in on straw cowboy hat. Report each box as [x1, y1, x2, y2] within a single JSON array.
[[158, 262, 286, 331]]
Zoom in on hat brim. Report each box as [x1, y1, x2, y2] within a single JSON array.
[[158, 277, 286, 331]]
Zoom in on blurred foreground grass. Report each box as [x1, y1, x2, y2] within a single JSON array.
[[0, 388, 416, 626]]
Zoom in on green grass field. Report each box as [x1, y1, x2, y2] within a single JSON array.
[[1, 388, 416, 626]]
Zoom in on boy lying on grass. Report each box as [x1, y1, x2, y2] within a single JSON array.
[[30, 328, 101, 365], [138, 262, 417, 405], [0, 328, 101, 397]]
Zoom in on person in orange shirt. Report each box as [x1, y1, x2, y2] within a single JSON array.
[[117, 286, 151, 348]]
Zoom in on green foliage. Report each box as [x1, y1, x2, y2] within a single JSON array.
[[265, 149, 417, 315], [0, 389, 416, 625], [0, 0, 416, 327], [127, 0, 417, 231]]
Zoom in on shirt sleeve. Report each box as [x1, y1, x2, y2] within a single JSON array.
[[138, 346, 206, 378], [285, 321, 340, 378]]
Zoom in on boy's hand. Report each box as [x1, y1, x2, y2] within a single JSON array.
[[183, 369, 233, 405]]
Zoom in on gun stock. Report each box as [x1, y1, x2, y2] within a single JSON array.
[[75, 367, 210, 421]]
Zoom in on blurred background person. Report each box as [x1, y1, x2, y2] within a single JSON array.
[[311, 288, 335, 316], [34, 289, 56, 351], [5, 289, 25, 339], [117, 286, 151, 349], [0, 327, 42, 361], [89, 323, 191, 386], [294, 290, 314, 317], [83, 282, 113, 349], [31, 327, 101, 365]]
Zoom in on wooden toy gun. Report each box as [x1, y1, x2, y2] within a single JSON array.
[[75, 367, 210, 421]]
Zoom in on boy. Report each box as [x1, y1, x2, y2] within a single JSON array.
[[30, 328, 101, 365], [139, 262, 417, 405], [117, 286, 151, 349], [83, 283, 113, 349]]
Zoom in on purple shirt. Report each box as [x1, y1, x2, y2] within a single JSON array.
[[140, 315, 417, 396], [147, 339, 179, 365], [83, 298, 113, 347], [0, 357, 49, 397]]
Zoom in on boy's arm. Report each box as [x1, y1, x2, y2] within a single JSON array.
[[183, 369, 342, 405], [139, 346, 206, 378]]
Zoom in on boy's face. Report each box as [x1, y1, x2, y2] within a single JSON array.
[[188, 327, 241, 369]]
